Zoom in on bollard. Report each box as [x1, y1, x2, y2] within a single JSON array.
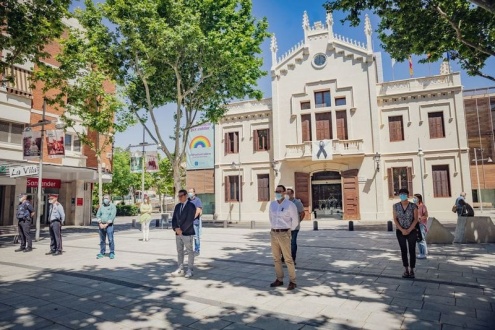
[[313, 210, 317, 219], [223, 220, 228, 228], [313, 220, 318, 231], [132, 219, 136, 228], [155, 219, 160, 227], [349, 220, 354, 231], [250, 221, 255, 229], [387, 220, 393, 232]]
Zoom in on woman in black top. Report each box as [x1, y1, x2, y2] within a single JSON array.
[[392, 188, 419, 278]]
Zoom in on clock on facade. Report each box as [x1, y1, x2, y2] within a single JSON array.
[[313, 53, 327, 68]]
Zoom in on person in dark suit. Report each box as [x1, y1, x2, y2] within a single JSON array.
[[171, 189, 197, 278]]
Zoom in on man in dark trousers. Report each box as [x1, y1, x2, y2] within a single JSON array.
[[45, 194, 65, 256], [15, 194, 34, 252], [171, 189, 196, 278]]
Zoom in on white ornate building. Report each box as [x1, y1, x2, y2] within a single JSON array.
[[191, 11, 471, 222]]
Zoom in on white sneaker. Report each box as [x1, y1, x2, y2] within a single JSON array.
[[185, 270, 193, 278], [171, 268, 184, 277], [417, 254, 426, 259]]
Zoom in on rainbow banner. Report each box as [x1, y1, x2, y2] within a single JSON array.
[[186, 123, 215, 170]]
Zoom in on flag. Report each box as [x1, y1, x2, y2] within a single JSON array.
[[130, 152, 143, 173], [408, 56, 414, 77], [23, 130, 41, 160], [45, 130, 65, 159], [145, 151, 159, 173]]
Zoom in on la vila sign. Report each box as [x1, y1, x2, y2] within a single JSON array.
[[9, 165, 39, 178]]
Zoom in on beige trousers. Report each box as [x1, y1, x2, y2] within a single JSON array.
[[270, 230, 296, 283]]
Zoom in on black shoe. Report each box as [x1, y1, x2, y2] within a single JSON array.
[[287, 282, 297, 291], [23, 247, 33, 252], [53, 251, 62, 256], [15, 248, 25, 252], [45, 251, 55, 255], [270, 279, 284, 287]]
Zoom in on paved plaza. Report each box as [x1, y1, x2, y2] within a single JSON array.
[[0, 219, 494, 330]]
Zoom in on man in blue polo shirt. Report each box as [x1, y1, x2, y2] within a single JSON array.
[[188, 188, 203, 256]]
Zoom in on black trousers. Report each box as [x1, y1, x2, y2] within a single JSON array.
[[396, 229, 416, 268], [49, 221, 63, 252], [18, 220, 32, 249]]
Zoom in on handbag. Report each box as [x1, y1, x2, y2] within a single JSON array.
[[451, 205, 457, 213], [416, 223, 423, 242]]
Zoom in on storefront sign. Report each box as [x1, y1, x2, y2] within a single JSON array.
[[27, 178, 61, 189], [10, 165, 39, 178], [77, 198, 83, 206]]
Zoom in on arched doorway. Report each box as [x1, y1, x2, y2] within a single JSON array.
[[311, 171, 342, 219]]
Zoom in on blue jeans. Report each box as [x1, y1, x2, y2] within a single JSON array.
[[99, 225, 115, 254], [417, 223, 428, 256], [193, 219, 201, 253], [291, 230, 299, 261]]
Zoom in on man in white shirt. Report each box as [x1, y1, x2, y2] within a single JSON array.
[[269, 185, 299, 290]]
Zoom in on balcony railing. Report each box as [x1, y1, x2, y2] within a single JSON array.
[[1, 65, 33, 98], [285, 139, 364, 159]]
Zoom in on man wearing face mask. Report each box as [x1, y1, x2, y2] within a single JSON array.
[[96, 194, 117, 259], [15, 193, 35, 252], [187, 188, 203, 256], [45, 194, 65, 256], [269, 185, 299, 290]]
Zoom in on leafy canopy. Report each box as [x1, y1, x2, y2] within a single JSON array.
[[324, 0, 495, 81], [0, 0, 70, 77]]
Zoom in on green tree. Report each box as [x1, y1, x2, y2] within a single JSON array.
[[76, 0, 269, 194], [0, 0, 70, 81], [151, 156, 174, 212], [104, 148, 134, 199], [324, 0, 495, 81], [34, 24, 134, 205]]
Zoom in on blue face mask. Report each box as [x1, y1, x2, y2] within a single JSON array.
[[103, 198, 110, 204], [399, 194, 408, 201], [275, 193, 283, 200], [413, 198, 418, 204]]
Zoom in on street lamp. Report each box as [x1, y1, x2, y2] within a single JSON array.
[[28, 98, 65, 241], [418, 147, 425, 202], [373, 152, 381, 172], [472, 148, 493, 213], [231, 161, 241, 222]]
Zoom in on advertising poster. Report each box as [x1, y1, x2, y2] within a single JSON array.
[[130, 152, 143, 173], [23, 130, 42, 160], [186, 123, 214, 170], [145, 151, 159, 172], [46, 130, 65, 158], [312, 140, 333, 161]]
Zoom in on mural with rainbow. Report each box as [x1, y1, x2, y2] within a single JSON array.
[[189, 136, 212, 149]]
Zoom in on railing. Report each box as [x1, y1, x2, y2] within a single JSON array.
[[285, 139, 364, 159], [377, 73, 460, 97], [1, 65, 33, 98]]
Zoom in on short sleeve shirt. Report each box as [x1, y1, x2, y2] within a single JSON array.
[[394, 202, 417, 229], [189, 197, 203, 220]]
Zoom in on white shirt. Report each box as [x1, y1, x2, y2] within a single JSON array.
[[269, 198, 299, 230]]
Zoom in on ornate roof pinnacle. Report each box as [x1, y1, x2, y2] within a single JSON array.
[[270, 34, 278, 53], [326, 11, 333, 28], [365, 14, 372, 36], [303, 11, 309, 30]]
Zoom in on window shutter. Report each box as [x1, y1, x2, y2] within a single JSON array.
[[240, 175, 243, 202], [388, 119, 396, 142], [253, 130, 258, 152], [234, 132, 239, 153], [336, 111, 347, 140], [225, 176, 229, 202], [301, 115, 311, 142], [267, 129, 271, 150], [387, 168, 394, 198], [407, 167, 413, 197], [224, 133, 229, 154], [398, 117, 404, 140]]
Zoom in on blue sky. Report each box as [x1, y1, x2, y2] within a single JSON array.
[[107, 0, 495, 150]]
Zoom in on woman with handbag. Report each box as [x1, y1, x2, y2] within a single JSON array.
[[393, 188, 419, 278], [139, 196, 153, 241], [414, 194, 429, 259]]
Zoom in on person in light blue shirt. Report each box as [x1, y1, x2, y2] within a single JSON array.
[[96, 194, 117, 259], [45, 194, 65, 256], [188, 188, 203, 256]]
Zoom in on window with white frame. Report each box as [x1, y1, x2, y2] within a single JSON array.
[[0, 120, 23, 144], [65, 133, 81, 152]]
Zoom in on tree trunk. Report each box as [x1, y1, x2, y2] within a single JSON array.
[[173, 160, 182, 203]]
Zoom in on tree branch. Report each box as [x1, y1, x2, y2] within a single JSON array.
[[435, 5, 495, 57]]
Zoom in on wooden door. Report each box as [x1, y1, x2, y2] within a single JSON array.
[[336, 111, 348, 140], [301, 115, 312, 142], [315, 112, 332, 140], [295, 172, 311, 220], [342, 169, 360, 220]]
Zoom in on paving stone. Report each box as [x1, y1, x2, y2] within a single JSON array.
[[423, 295, 456, 306], [403, 308, 441, 322], [390, 297, 424, 309], [401, 318, 441, 330]]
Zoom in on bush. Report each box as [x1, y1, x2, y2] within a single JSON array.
[[116, 204, 139, 216]]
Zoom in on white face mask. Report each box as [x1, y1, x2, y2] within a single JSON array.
[[19, 198, 23, 203]]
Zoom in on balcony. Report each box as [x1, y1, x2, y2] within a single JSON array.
[[285, 139, 364, 159], [377, 73, 461, 97], [1, 65, 33, 98]]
